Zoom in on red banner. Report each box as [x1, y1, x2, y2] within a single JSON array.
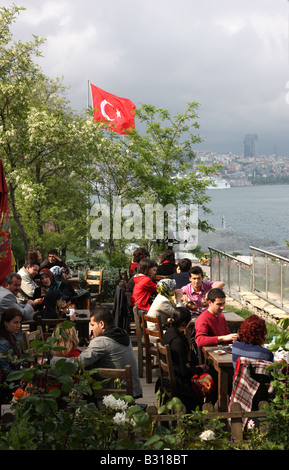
[[90, 83, 136, 134], [0, 159, 12, 286]]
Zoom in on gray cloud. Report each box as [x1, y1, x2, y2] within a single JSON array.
[[5, 0, 289, 155]]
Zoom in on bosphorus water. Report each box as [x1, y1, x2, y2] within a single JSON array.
[[200, 184, 289, 249]]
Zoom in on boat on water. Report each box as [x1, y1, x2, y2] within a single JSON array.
[[207, 178, 231, 189]]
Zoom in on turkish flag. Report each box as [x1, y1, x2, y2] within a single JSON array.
[[90, 83, 136, 135], [0, 159, 12, 286]]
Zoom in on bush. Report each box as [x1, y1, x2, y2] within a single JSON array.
[[1, 320, 289, 450]]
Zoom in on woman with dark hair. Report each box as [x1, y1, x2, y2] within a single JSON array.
[[131, 258, 158, 314], [161, 307, 216, 412], [33, 268, 61, 300], [129, 247, 150, 276], [32, 268, 71, 320], [232, 314, 274, 369], [26, 249, 42, 265], [156, 250, 177, 276], [0, 308, 23, 400]]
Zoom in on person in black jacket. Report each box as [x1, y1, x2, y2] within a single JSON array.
[[156, 250, 177, 276], [172, 258, 192, 289], [161, 307, 216, 412]]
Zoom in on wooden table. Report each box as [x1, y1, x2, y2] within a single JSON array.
[[23, 309, 91, 342], [202, 345, 234, 411]]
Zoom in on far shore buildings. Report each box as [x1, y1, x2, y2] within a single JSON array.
[[244, 134, 258, 157]]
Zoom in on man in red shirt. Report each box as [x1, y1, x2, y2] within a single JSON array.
[[194, 288, 238, 348]]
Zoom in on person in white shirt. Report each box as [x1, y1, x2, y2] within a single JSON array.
[[17, 261, 40, 304]]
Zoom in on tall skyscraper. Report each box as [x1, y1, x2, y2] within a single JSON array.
[[244, 134, 258, 157]]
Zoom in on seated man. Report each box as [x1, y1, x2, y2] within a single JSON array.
[[40, 249, 68, 271], [75, 306, 142, 399], [181, 265, 225, 310], [0, 273, 43, 320], [194, 288, 238, 348], [17, 261, 40, 304], [0, 273, 43, 340], [172, 258, 192, 289]]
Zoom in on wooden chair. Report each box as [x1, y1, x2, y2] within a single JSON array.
[[35, 318, 65, 339], [93, 365, 133, 398], [156, 340, 177, 399], [85, 269, 103, 310], [133, 303, 145, 378], [23, 326, 44, 354], [141, 312, 163, 383]]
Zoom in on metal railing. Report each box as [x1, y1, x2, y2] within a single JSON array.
[[208, 246, 289, 314], [250, 246, 289, 313], [209, 247, 252, 301]]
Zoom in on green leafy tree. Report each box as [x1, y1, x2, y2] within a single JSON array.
[[0, 5, 98, 258]]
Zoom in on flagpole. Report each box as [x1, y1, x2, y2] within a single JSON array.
[[87, 79, 90, 109], [86, 79, 91, 252]]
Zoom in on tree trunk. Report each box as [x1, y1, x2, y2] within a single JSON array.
[[8, 182, 29, 257]]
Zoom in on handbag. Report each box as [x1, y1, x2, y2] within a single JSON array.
[[191, 372, 215, 397]]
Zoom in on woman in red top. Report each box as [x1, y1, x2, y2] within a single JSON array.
[[132, 258, 158, 314]]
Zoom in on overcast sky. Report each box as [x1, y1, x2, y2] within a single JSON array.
[[4, 0, 289, 156]]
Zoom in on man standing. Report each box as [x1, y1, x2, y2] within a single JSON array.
[[181, 266, 225, 310], [194, 288, 238, 348], [17, 261, 40, 304], [78, 306, 142, 399]]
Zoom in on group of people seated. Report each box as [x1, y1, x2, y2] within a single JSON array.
[[0, 249, 90, 327], [0, 248, 92, 391], [0, 245, 276, 417], [0, 247, 142, 402], [0, 304, 142, 402], [125, 246, 276, 414]]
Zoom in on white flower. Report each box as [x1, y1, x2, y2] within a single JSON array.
[[113, 411, 128, 426], [102, 395, 116, 408], [247, 419, 255, 430], [102, 394, 128, 411], [200, 430, 216, 441], [112, 411, 136, 427]]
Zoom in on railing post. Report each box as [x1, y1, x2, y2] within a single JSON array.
[[252, 249, 255, 292], [227, 258, 231, 295], [238, 263, 241, 293], [230, 402, 243, 443], [265, 254, 268, 299], [281, 260, 284, 308]]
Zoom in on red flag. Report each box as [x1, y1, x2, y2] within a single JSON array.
[[0, 159, 12, 286], [90, 83, 136, 135]]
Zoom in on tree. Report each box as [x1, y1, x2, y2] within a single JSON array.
[[88, 103, 220, 254], [123, 103, 220, 244], [0, 5, 98, 259]]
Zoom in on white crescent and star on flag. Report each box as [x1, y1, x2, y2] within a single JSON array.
[[100, 100, 121, 121]]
